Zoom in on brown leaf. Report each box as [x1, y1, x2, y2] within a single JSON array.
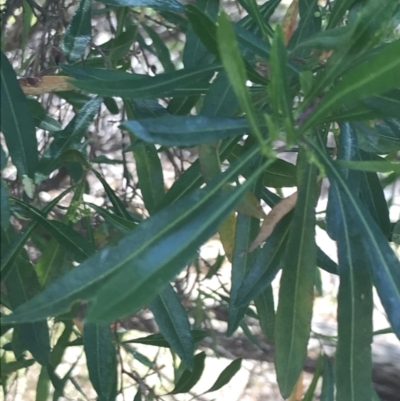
[[247, 191, 297, 253], [19, 76, 75, 95], [281, 0, 299, 44]]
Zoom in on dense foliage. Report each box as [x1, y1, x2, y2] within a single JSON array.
[[1, 0, 400, 400]]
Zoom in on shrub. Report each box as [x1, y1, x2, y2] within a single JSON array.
[[1, 0, 399, 400]]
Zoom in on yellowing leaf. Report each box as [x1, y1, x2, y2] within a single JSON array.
[[219, 212, 237, 262], [281, 0, 299, 44], [19, 76, 75, 95], [248, 191, 297, 252], [236, 191, 266, 220]]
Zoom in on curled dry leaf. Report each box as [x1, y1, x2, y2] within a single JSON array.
[[247, 191, 298, 253], [19, 76, 75, 95]]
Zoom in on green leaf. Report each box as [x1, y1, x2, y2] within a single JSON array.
[[125, 330, 207, 347], [71, 63, 219, 97], [91, 168, 136, 222], [158, 136, 239, 209], [254, 286, 276, 342], [83, 323, 117, 401], [27, 97, 62, 132], [310, 136, 400, 340], [268, 26, 295, 142], [134, 387, 142, 401], [288, 0, 321, 58], [392, 220, 400, 245], [109, 25, 137, 61], [0, 179, 10, 230], [86, 203, 138, 233], [326, 125, 374, 400], [227, 212, 260, 336], [62, 0, 92, 63], [301, 39, 400, 131], [235, 214, 291, 308], [275, 150, 319, 398], [204, 358, 242, 393], [142, 23, 175, 72], [3, 146, 273, 324], [38, 97, 102, 178], [302, 356, 322, 401], [124, 99, 165, 214], [183, 0, 219, 68], [0, 51, 38, 178], [96, 0, 184, 12], [1, 187, 75, 280], [36, 365, 51, 401], [217, 12, 268, 155], [264, 159, 297, 188], [11, 198, 96, 262], [185, 5, 268, 85], [358, 154, 391, 238], [133, 143, 165, 213], [34, 240, 67, 287], [303, 2, 398, 113], [331, 218, 373, 400], [122, 115, 264, 147], [351, 121, 400, 154], [327, 0, 358, 28], [363, 89, 400, 119], [2, 227, 50, 365], [320, 354, 334, 401], [337, 160, 400, 174], [170, 352, 206, 394], [150, 284, 194, 370], [239, 0, 280, 33], [238, 0, 272, 41], [1, 359, 35, 375]]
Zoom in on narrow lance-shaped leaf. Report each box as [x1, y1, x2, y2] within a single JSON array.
[[235, 213, 292, 308], [217, 12, 269, 155], [185, 5, 268, 85], [204, 358, 243, 393], [96, 0, 184, 12], [2, 227, 50, 365], [122, 115, 264, 147], [149, 284, 194, 370], [11, 198, 96, 262], [71, 63, 220, 98], [320, 354, 334, 401], [0, 51, 38, 178], [142, 23, 175, 72], [1, 178, 10, 230], [62, 0, 92, 63], [83, 323, 117, 401], [227, 212, 260, 336], [268, 26, 295, 142], [329, 190, 373, 401], [275, 149, 319, 398], [125, 330, 207, 347], [309, 136, 400, 340], [170, 352, 206, 394], [288, 0, 321, 57], [304, 1, 398, 109], [327, 0, 358, 29], [326, 121, 373, 400], [1, 186, 75, 280], [3, 146, 273, 324], [38, 97, 102, 178], [254, 286, 276, 342], [301, 39, 400, 132]]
